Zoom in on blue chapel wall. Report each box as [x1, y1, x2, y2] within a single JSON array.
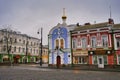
[[51, 27, 68, 49], [51, 27, 68, 64]]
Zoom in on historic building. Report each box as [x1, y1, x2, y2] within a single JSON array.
[[0, 28, 40, 63], [71, 18, 120, 68], [113, 24, 120, 65], [48, 9, 77, 67]]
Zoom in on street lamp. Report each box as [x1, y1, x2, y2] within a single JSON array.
[[37, 28, 43, 66]]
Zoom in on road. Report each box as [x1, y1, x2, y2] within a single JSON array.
[[0, 65, 120, 80]]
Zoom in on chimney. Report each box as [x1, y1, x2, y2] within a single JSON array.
[[84, 23, 91, 25], [76, 23, 79, 26]]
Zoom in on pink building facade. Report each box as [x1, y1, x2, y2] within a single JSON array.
[[71, 19, 120, 68]]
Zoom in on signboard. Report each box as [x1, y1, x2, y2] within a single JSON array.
[[73, 50, 88, 56]]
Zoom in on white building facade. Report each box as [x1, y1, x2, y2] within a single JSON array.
[[0, 29, 40, 63]]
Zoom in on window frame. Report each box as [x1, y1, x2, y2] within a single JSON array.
[[101, 35, 108, 47], [91, 36, 97, 48]]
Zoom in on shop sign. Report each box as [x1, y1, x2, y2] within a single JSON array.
[[94, 50, 106, 54], [73, 50, 88, 56]]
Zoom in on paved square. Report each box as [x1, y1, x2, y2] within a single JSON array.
[[0, 66, 120, 80]]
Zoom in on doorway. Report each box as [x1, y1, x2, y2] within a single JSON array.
[[56, 55, 61, 68], [97, 56, 104, 68]]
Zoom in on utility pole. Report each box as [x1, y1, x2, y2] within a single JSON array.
[[40, 28, 43, 66], [37, 28, 43, 66]]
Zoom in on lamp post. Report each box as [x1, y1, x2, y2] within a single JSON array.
[[37, 28, 43, 66]]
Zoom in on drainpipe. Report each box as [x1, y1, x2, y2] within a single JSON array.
[[48, 34, 49, 66], [70, 31, 73, 67]]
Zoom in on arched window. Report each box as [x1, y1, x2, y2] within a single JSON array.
[[102, 35, 108, 47], [60, 39, 64, 49], [19, 47, 21, 52], [55, 38, 64, 49], [72, 38, 77, 48], [55, 39, 59, 49], [81, 37, 87, 48], [91, 36, 97, 48], [77, 36, 81, 47]]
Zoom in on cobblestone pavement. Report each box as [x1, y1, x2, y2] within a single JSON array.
[[0, 66, 120, 80]]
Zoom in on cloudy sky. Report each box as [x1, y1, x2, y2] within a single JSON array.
[[0, 0, 120, 45]]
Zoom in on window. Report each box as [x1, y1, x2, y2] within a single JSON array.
[[104, 56, 107, 65], [36, 49, 38, 54], [102, 35, 108, 47], [14, 39, 17, 43], [23, 40, 25, 44], [34, 49, 35, 53], [27, 41, 29, 45], [118, 55, 120, 65], [77, 37, 81, 47], [116, 38, 120, 48], [78, 57, 87, 64], [55, 38, 64, 49], [93, 56, 97, 64], [22, 48, 25, 52], [30, 48, 32, 53], [91, 37, 97, 48], [3, 45, 6, 51], [81, 38, 87, 48], [72, 38, 76, 48], [34, 42, 36, 46], [19, 39, 21, 42], [14, 47, 16, 52], [55, 39, 59, 49], [9, 37, 12, 42], [19, 47, 21, 52], [60, 39, 64, 49]]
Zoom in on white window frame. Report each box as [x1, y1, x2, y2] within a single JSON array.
[[81, 37, 87, 48], [116, 38, 120, 48], [72, 38, 77, 49], [102, 35, 108, 47], [91, 36, 97, 48], [117, 55, 120, 65], [54, 38, 65, 49], [77, 36, 81, 48]]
